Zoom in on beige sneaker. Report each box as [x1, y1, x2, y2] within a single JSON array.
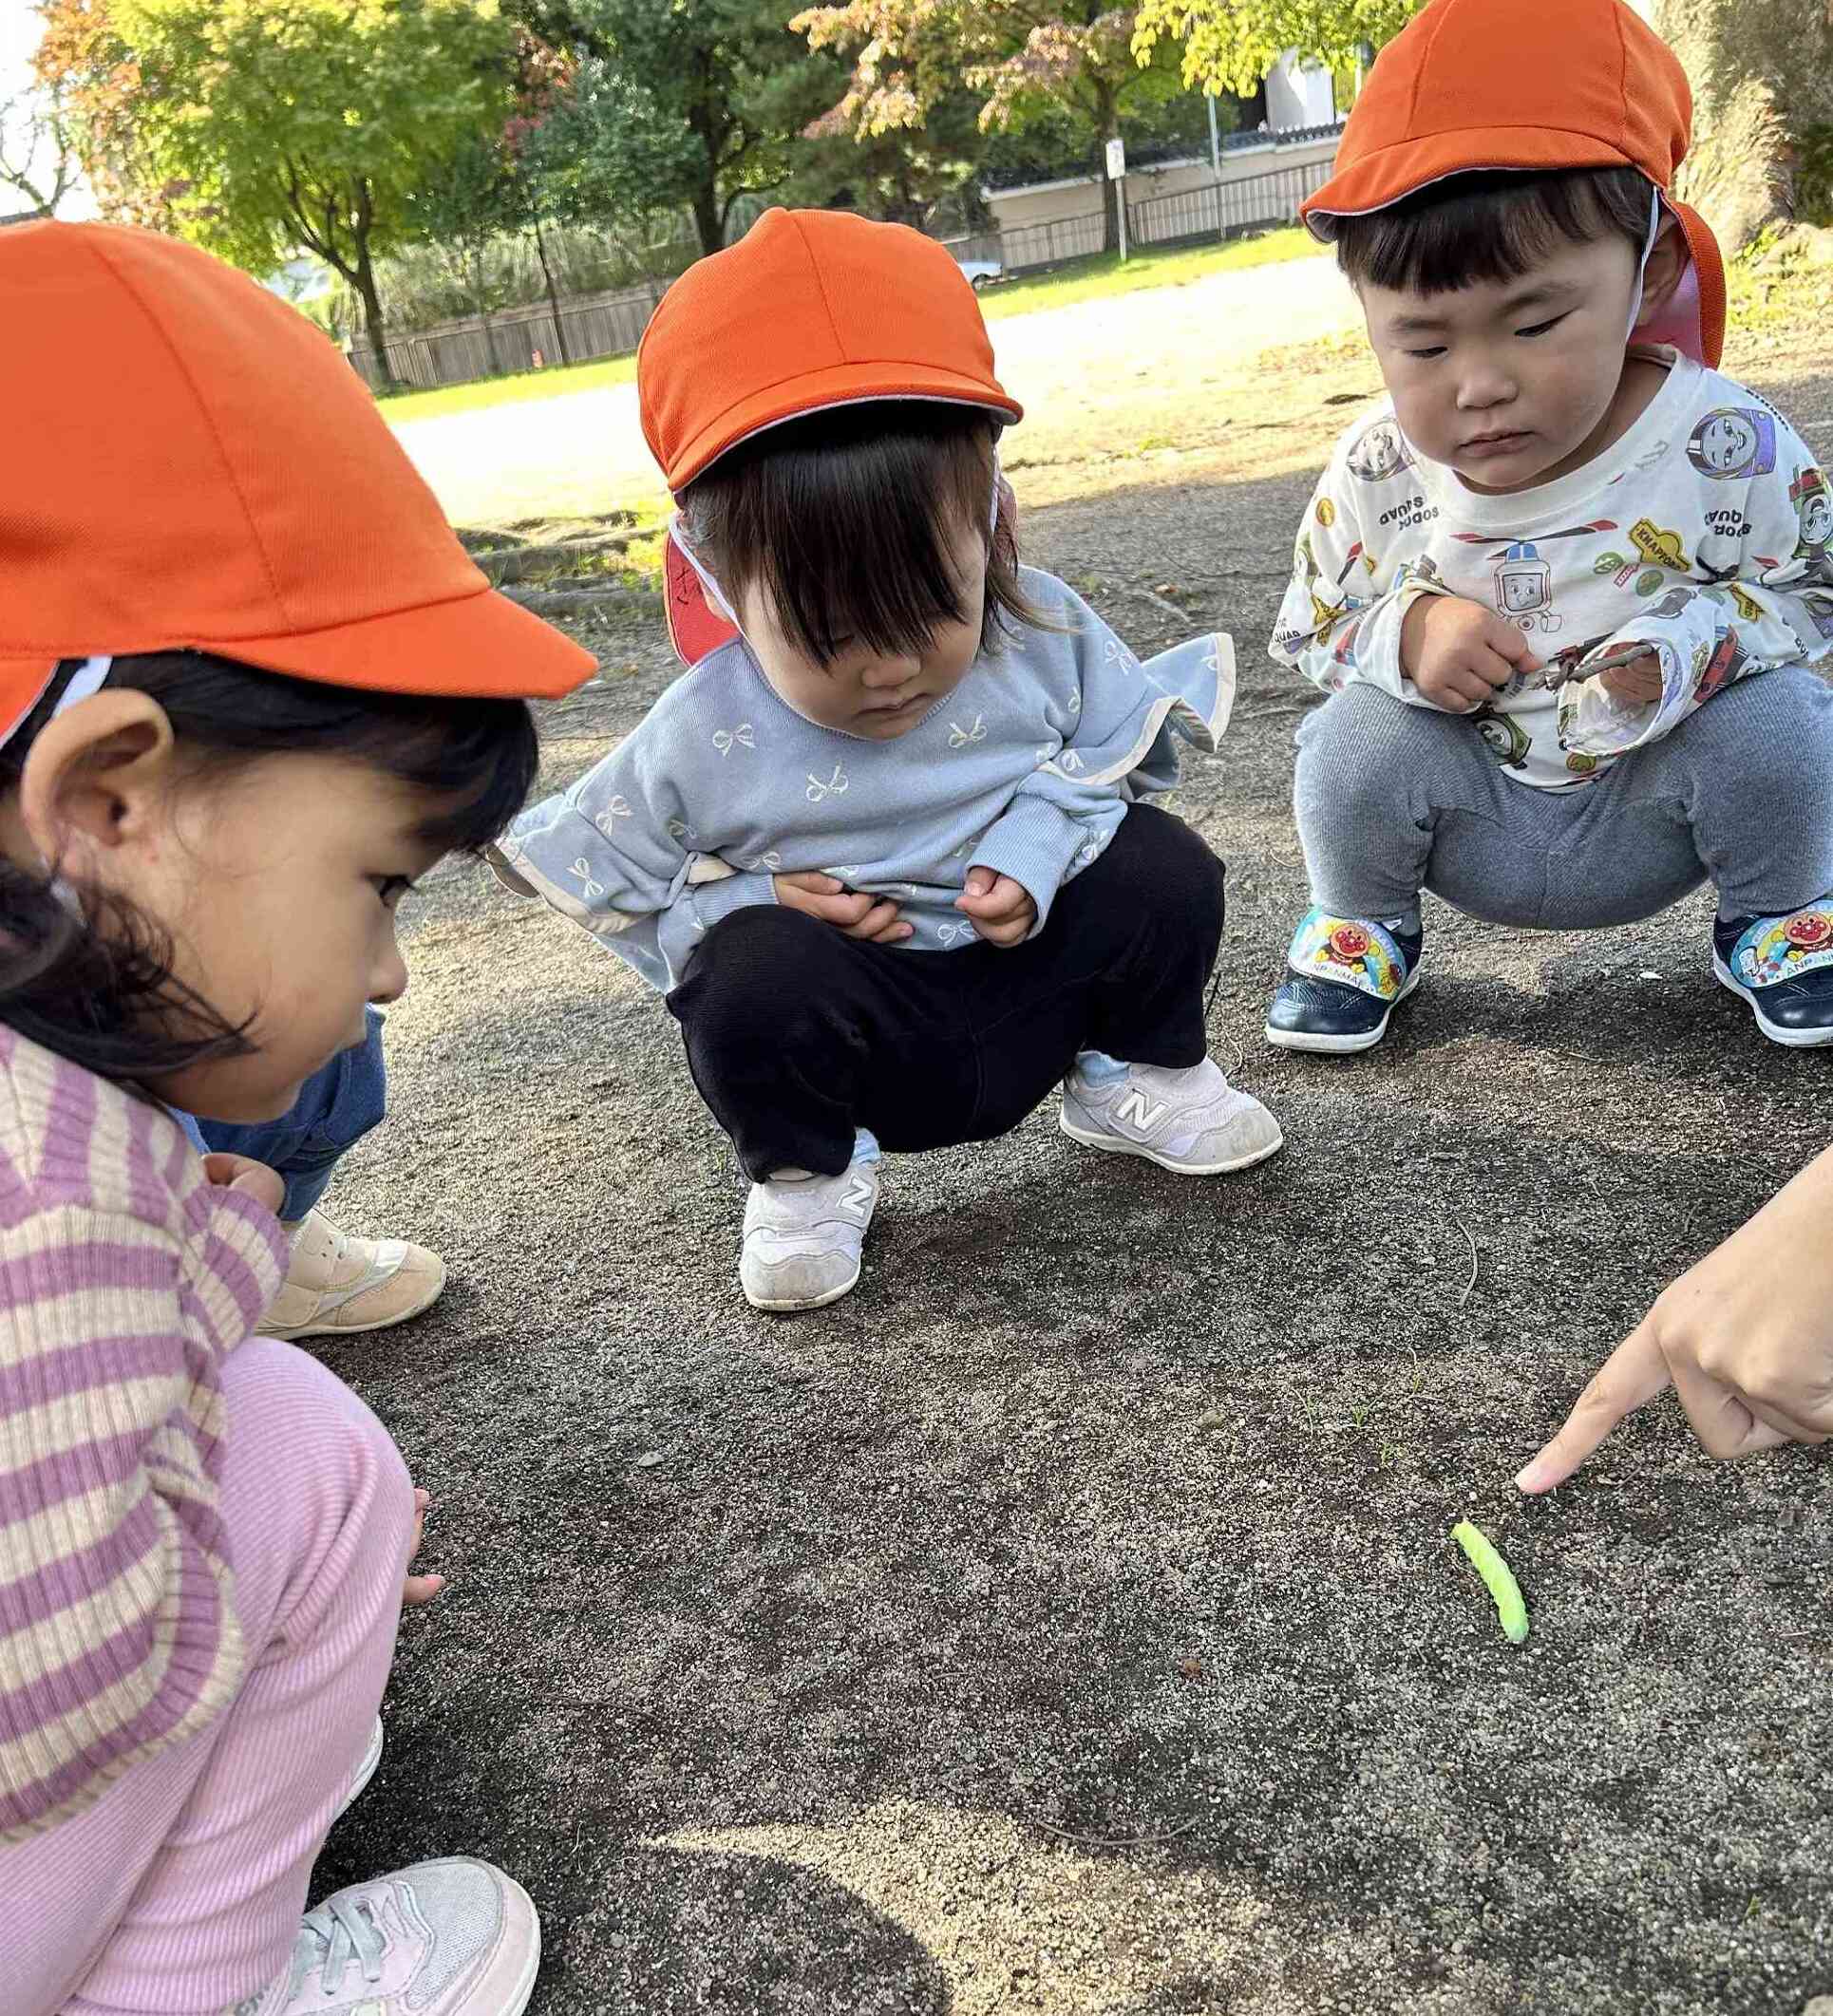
[[257, 1210, 446, 1341], [224, 1859, 539, 2016]]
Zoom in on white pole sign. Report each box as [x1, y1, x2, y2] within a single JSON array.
[[1105, 137, 1128, 261]]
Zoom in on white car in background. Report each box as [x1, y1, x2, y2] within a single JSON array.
[[954, 253, 1005, 291]]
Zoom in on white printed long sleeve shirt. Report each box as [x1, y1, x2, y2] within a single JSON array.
[[1270, 349, 1833, 790]]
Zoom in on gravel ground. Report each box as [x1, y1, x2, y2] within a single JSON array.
[[312, 312, 1833, 2014]]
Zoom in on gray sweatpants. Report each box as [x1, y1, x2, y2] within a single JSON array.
[[1293, 669, 1833, 931]]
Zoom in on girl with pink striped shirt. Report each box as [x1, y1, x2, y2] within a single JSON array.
[[0, 222, 593, 2015]]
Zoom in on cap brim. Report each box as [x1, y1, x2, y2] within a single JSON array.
[[664, 538, 741, 668], [667, 362, 1024, 492], [0, 583, 597, 728], [1302, 128, 1644, 235]]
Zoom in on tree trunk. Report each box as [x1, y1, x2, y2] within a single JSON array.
[[471, 255, 504, 378], [350, 236, 400, 393], [690, 177, 724, 257], [1091, 80, 1123, 256], [531, 215, 572, 365]]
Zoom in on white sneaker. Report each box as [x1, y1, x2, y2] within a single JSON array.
[[740, 1150, 881, 1311], [339, 1717, 384, 1816], [225, 1859, 539, 2016], [1060, 1057, 1284, 1175], [257, 1210, 446, 1341]]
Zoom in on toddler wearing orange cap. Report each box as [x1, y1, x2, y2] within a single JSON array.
[[493, 209, 1282, 1312], [1264, 0, 1833, 1055], [0, 222, 594, 2016]]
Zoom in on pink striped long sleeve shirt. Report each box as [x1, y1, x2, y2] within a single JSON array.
[[0, 1026, 287, 1842]]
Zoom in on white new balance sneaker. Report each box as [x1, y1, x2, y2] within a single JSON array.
[[226, 1859, 539, 2016], [1060, 1056, 1284, 1175], [739, 1149, 881, 1311]]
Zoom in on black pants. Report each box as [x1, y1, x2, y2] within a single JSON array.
[[666, 803, 1227, 1179]]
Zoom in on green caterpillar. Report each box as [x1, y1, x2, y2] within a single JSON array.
[[1451, 1519, 1529, 1645]]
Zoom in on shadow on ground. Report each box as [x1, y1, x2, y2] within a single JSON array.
[[311, 359, 1833, 2015]]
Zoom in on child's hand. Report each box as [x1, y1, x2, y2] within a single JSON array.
[[404, 1486, 444, 1608], [1401, 594, 1542, 710], [956, 868, 1037, 948], [1598, 650, 1663, 707], [774, 871, 912, 943], [200, 1151, 285, 1215]]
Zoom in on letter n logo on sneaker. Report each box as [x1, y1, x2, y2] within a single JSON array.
[[1114, 1088, 1166, 1132], [841, 1178, 875, 1218]]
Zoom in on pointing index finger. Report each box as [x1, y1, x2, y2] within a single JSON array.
[[1514, 1321, 1672, 1494]]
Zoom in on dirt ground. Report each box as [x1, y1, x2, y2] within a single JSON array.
[[313, 302, 1833, 2013], [388, 253, 1366, 526]]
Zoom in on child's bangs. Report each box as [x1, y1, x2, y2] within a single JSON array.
[[685, 406, 1004, 669], [1336, 166, 1653, 296]]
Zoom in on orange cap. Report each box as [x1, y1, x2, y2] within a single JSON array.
[[0, 220, 595, 744], [638, 209, 1023, 495], [1302, 0, 1725, 366]]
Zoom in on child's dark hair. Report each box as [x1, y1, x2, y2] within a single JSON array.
[[1330, 165, 1653, 296], [678, 403, 1042, 669], [0, 652, 538, 1087]]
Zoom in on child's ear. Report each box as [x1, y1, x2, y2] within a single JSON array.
[[14, 689, 180, 876], [1633, 216, 1688, 330]]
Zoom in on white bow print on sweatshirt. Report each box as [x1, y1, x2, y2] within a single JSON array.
[[712, 724, 755, 756]]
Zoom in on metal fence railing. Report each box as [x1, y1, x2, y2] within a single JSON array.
[[1127, 155, 1338, 249]]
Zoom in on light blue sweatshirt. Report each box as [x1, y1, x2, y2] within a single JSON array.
[[490, 567, 1234, 990]]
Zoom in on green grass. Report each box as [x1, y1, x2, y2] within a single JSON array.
[[379, 350, 638, 425], [375, 226, 1322, 426], [977, 224, 1319, 320]]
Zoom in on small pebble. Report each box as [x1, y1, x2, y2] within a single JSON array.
[[1197, 1410, 1228, 1432], [633, 1451, 666, 1470], [1639, 970, 1663, 981], [1797, 1998, 1833, 2016]]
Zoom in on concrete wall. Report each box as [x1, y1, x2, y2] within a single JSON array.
[[1265, 52, 1335, 130]]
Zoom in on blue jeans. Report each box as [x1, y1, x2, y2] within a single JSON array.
[[174, 1008, 388, 1222]]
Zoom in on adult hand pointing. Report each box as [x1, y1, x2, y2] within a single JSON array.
[[1516, 1143, 1833, 1491]]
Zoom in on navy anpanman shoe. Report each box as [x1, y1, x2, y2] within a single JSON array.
[[1266, 908, 1424, 1055], [1713, 901, 1833, 1047]]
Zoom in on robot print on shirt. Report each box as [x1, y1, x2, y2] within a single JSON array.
[[1688, 408, 1778, 480], [1789, 465, 1833, 569], [1345, 417, 1414, 485], [1454, 521, 1616, 636], [1470, 707, 1532, 770]]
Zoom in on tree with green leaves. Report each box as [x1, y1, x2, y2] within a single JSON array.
[[85, 0, 517, 387], [1128, 0, 1419, 98], [504, 0, 843, 256], [793, 3, 1189, 254], [28, 0, 176, 232]]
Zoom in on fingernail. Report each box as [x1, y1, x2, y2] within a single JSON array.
[[1513, 1461, 1543, 1492]]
